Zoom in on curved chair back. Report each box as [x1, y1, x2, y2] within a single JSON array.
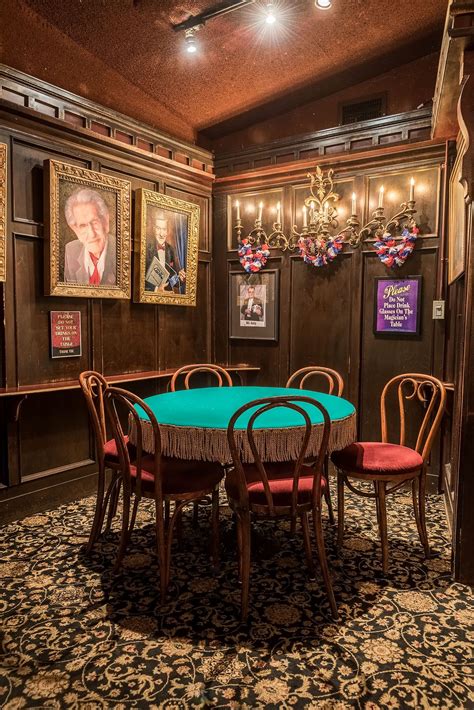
[[170, 363, 233, 391], [104, 386, 163, 503], [227, 395, 331, 516], [79, 370, 109, 461], [381, 374, 446, 463], [286, 366, 344, 397]]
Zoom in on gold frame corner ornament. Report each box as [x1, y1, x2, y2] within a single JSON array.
[[44, 159, 132, 299], [134, 188, 199, 307], [0, 143, 7, 283]]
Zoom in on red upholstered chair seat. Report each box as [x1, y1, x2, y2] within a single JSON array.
[[331, 442, 423, 475], [130, 456, 223, 495], [225, 462, 326, 507], [103, 436, 129, 463]]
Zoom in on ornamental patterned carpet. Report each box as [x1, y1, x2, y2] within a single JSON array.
[[0, 489, 473, 709]]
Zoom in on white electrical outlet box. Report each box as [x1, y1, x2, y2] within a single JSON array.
[[433, 300, 445, 320]]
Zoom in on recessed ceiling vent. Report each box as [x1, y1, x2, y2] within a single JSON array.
[[341, 96, 385, 125]]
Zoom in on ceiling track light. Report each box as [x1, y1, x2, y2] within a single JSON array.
[[185, 27, 199, 53], [315, 0, 332, 9], [172, 0, 256, 33], [265, 2, 276, 24]]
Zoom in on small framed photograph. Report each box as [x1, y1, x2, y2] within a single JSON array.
[[44, 160, 131, 298], [0, 143, 6, 282], [229, 269, 279, 341], [374, 276, 422, 336], [134, 188, 200, 306]]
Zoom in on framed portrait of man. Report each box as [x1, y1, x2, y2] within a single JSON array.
[[229, 269, 279, 341], [0, 143, 6, 283], [44, 160, 131, 298], [134, 188, 199, 306]]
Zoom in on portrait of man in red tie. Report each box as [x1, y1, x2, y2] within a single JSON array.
[[145, 209, 186, 293], [63, 187, 117, 287]]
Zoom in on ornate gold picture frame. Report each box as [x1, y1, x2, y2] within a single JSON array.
[[134, 188, 199, 306], [44, 160, 131, 298], [0, 143, 6, 283]]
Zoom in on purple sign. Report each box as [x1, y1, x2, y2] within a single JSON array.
[[374, 277, 421, 335]]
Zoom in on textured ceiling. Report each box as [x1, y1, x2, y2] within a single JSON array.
[[11, 0, 446, 142]]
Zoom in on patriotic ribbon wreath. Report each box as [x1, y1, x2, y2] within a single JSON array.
[[238, 238, 270, 273], [298, 235, 344, 267], [373, 226, 419, 268]]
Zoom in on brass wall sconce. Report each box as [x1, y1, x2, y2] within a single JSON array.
[[233, 166, 418, 255]]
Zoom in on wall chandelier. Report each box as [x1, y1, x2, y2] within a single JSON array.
[[234, 166, 418, 270]]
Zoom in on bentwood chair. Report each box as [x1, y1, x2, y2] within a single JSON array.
[[286, 366, 345, 526], [332, 373, 446, 573], [104, 386, 223, 599], [79, 371, 124, 553], [226, 395, 338, 622], [286, 366, 344, 397], [170, 363, 233, 391], [171, 363, 233, 524]]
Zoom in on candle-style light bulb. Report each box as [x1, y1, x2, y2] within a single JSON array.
[[303, 205, 307, 227], [235, 200, 240, 221], [352, 192, 357, 216], [409, 177, 415, 202], [310, 201, 315, 222], [258, 201, 263, 221], [378, 185, 385, 208], [276, 201, 281, 224]]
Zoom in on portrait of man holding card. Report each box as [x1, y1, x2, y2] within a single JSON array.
[[145, 210, 186, 293], [134, 189, 199, 306]]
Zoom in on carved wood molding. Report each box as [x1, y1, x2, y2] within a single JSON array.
[[214, 108, 433, 177], [0, 64, 214, 178], [432, 0, 474, 139]]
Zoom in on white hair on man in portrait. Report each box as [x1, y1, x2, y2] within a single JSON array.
[[64, 188, 109, 227]]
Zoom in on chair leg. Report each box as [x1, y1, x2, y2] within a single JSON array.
[[106, 476, 122, 533], [192, 501, 199, 527], [238, 511, 252, 623], [375, 481, 389, 574], [86, 462, 107, 553], [289, 517, 297, 536], [337, 470, 345, 547], [417, 473, 430, 559], [312, 504, 338, 620], [114, 481, 131, 572], [155, 500, 167, 604], [211, 486, 220, 570], [236, 514, 243, 583], [411, 477, 423, 544], [300, 512, 315, 579], [323, 456, 335, 525]]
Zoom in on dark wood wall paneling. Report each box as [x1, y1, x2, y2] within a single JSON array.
[[214, 137, 447, 491], [0, 81, 214, 523]]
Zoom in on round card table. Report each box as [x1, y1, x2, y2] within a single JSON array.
[[130, 386, 356, 463]]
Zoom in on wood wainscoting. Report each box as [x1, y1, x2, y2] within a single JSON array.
[[0, 67, 215, 523], [213, 129, 450, 494]]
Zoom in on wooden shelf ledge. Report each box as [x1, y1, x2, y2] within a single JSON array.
[[0, 365, 260, 398]]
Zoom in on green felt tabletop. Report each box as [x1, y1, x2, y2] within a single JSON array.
[[137, 386, 355, 430]]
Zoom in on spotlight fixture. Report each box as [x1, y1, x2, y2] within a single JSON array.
[[315, 0, 332, 8], [185, 27, 198, 53], [265, 2, 276, 24]]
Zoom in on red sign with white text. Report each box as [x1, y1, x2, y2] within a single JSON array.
[[50, 311, 82, 358]]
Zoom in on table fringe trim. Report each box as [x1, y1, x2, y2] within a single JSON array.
[[130, 414, 356, 463]]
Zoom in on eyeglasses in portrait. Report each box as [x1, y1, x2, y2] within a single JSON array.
[[134, 189, 199, 306], [229, 269, 279, 341], [44, 160, 131, 299]]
